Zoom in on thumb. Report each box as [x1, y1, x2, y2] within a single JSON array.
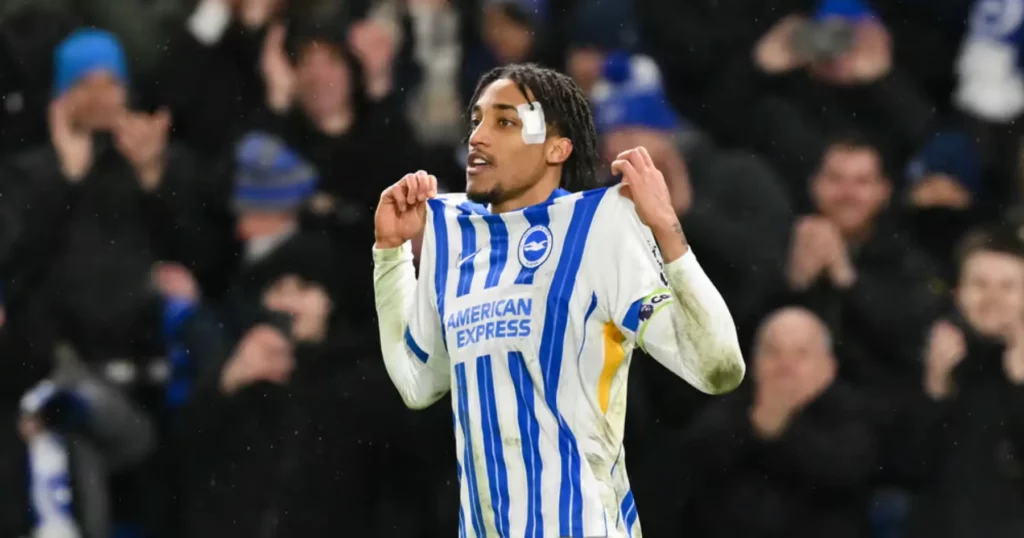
[[152, 108, 172, 130], [264, 23, 287, 56], [49, 99, 69, 136], [619, 183, 633, 201]]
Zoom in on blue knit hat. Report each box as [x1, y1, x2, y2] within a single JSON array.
[[906, 130, 982, 197], [52, 29, 128, 97], [814, 0, 874, 21], [591, 53, 681, 134], [233, 132, 318, 213]]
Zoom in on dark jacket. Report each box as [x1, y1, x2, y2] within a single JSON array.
[[179, 340, 414, 538], [0, 137, 220, 363], [679, 382, 877, 538], [761, 220, 944, 389], [892, 327, 1024, 538]]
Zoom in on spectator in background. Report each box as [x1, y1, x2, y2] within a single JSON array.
[[677, 307, 876, 538], [0, 28, 217, 381], [590, 52, 793, 337], [563, 0, 637, 96], [905, 130, 987, 282], [460, 0, 548, 104], [156, 0, 288, 157], [706, 0, 934, 205], [178, 267, 412, 538], [211, 131, 340, 340], [255, 17, 428, 327], [891, 228, 1024, 538], [774, 134, 942, 388]]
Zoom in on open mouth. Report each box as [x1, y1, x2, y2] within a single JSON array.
[[467, 151, 493, 175]]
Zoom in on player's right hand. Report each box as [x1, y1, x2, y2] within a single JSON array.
[[374, 171, 438, 249]]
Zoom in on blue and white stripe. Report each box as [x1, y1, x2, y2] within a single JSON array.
[[433, 187, 639, 538]]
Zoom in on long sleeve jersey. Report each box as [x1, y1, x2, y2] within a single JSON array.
[[373, 185, 744, 538]]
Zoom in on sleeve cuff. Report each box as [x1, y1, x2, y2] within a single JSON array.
[[373, 242, 413, 264]]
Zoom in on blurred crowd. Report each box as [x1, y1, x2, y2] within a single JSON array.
[[2, 0, 1024, 537]]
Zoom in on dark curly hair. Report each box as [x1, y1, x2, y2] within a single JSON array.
[[467, 63, 600, 192]]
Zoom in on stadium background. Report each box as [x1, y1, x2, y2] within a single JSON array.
[[1, 0, 1024, 536]]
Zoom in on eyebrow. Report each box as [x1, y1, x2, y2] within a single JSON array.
[[471, 103, 521, 114]]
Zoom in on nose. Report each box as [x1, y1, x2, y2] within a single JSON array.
[[468, 122, 490, 148]]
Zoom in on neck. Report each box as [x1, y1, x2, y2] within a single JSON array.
[[490, 173, 562, 214]]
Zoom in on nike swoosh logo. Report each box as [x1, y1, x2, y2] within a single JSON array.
[[458, 250, 482, 266]]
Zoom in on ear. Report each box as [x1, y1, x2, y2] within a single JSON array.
[[546, 136, 573, 166]]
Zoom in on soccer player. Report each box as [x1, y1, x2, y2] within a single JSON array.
[[372, 64, 745, 538]]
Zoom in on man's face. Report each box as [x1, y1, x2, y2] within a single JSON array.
[[957, 250, 1024, 338], [263, 274, 332, 343], [466, 78, 549, 206], [811, 146, 891, 238], [754, 312, 835, 393], [236, 211, 294, 240], [65, 71, 127, 131], [296, 42, 351, 121], [566, 47, 605, 96], [482, 4, 533, 63]]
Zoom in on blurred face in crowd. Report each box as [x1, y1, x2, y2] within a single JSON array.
[[467, 78, 573, 209], [956, 249, 1024, 338], [483, 3, 534, 63], [66, 71, 127, 131], [603, 128, 692, 215], [566, 47, 605, 95], [754, 308, 836, 392], [236, 211, 295, 241], [811, 145, 891, 240], [295, 42, 352, 122], [263, 275, 332, 343]]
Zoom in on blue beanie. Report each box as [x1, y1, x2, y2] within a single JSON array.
[[53, 29, 129, 97], [592, 53, 681, 134], [906, 130, 982, 197], [814, 0, 874, 21], [233, 132, 319, 213]]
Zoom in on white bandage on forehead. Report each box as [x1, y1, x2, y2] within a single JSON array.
[[517, 101, 547, 145]]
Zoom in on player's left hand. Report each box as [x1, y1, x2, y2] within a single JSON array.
[[611, 146, 677, 231]]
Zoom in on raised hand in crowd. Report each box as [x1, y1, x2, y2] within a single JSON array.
[[787, 216, 856, 290], [261, 23, 296, 113], [49, 98, 93, 182], [811, 20, 892, 86], [152, 262, 201, 303], [234, 0, 283, 30], [263, 275, 332, 343], [220, 324, 295, 394], [349, 18, 398, 99], [114, 109, 172, 192], [923, 319, 967, 399], [755, 14, 809, 75], [755, 14, 892, 85], [787, 216, 836, 290]]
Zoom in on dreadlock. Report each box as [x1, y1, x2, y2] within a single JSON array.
[[467, 64, 601, 193]]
